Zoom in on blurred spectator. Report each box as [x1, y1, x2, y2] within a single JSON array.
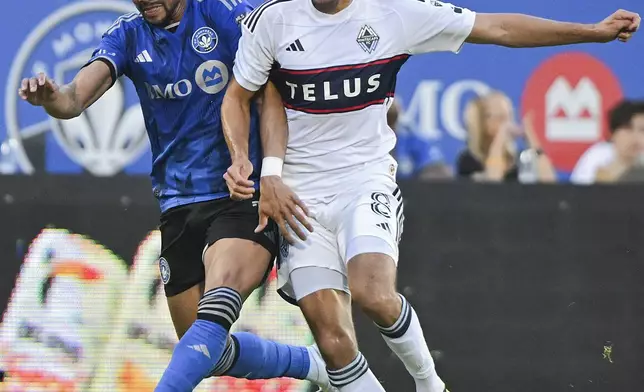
[[388, 100, 453, 180], [456, 91, 556, 183], [571, 100, 644, 184]]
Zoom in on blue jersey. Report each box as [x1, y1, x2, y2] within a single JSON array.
[[394, 125, 446, 179], [88, 0, 261, 212]]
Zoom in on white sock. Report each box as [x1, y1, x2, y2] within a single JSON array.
[[327, 352, 386, 392], [377, 294, 445, 392], [306, 345, 332, 390]]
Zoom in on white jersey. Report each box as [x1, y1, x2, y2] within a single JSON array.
[[234, 0, 476, 198]]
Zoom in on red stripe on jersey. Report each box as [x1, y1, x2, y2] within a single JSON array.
[[284, 93, 394, 114], [277, 54, 410, 76]]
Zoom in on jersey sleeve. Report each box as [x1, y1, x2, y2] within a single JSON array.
[[232, 11, 276, 92], [398, 0, 476, 55], [85, 18, 129, 82], [202, 0, 254, 54]]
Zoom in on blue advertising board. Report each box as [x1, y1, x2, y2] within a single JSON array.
[[0, 0, 642, 177]]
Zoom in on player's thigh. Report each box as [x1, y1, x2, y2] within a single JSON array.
[[159, 203, 207, 298], [338, 181, 403, 304], [276, 217, 347, 304], [159, 204, 208, 335], [203, 196, 278, 298]]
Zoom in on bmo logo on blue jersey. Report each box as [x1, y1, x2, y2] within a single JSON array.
[[145, 80, 193, 100], [196, 60, 229, 94], [145, 60, 229, 100]]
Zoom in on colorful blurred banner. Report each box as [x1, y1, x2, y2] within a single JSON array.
[[1, 176, 643, 391], [1, 229, 312, 392]]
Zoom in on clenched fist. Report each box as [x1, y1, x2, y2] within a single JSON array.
[[596, 9, 640, 43]]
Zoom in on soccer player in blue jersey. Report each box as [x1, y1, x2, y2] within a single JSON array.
[[18, 0, 333, 391]]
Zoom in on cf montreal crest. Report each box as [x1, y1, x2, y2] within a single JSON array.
[[357, 25, 379, 54], [159, 257, 171, 284], [192, 27, 218, 54], [4, 2, 148, 175]]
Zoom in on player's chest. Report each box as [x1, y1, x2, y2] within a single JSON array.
[[129, 28, 233, 101], [271, 21, 407, 110], [274, 21, 399, 69]]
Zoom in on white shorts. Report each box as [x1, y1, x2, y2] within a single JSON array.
[[277, 157, 404, 304]]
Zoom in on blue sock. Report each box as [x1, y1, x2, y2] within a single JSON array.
[[155, 287, 242, 391], [213, 332, 310, 380]]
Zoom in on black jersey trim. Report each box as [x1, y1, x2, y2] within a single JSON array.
[[283, 93, 395, 115], [243, 0, 292, 33]]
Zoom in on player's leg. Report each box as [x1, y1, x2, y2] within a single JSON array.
[[349, 253, 444, 392], [200, 238, 328, 388], [282, 218, 386, 392], [166, 283, 203, 338], [156, 198, 329, 391], [156, 203, 207, 341], [295, 282, 386, 392], [340, 185, 445, 392]]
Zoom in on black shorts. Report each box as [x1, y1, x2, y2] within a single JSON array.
[[158, 195, 278, 297]]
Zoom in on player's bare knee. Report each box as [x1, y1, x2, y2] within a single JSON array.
[[355, 285, 400, 319], [299, 289, 358, 368], [202, 239, 272, 297], [203, 259, 256, 297], [348, 252, 399, 319], [315, 322, 358, 369]]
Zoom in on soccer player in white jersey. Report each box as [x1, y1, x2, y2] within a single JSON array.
[[221, 0, 640, 390]]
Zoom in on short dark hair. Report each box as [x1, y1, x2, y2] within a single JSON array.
[[608, 100, 644, 134]]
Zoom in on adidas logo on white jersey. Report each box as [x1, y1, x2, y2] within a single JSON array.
[[285, 39, 304, 52], [134, 50, 152, 63], [188, 344, 211, 358]]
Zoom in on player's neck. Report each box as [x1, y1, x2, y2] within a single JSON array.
[[311, 0, 352, 15]]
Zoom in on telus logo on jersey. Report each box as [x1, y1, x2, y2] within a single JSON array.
[[145, 60, 230, 99], [4, 2, 148, 176], [272, 54, 409, 114]]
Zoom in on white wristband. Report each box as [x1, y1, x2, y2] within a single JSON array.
[[261, 157, 283, 177]]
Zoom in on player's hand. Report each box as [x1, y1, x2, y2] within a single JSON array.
[[18, 73, 60, 106], [595, 10, 640, 43], [224, 159, 255, 200], [255, 176, 313, 244]]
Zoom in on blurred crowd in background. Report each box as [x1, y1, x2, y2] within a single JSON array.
[[0, 0, 641, 187], [389, 95, 644, 184]]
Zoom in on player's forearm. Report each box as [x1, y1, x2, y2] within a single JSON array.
[[469, 14, 603, 48], [43, 83, 83, 119], [222, 91, 252, 161], [259, 83, 288, 160]]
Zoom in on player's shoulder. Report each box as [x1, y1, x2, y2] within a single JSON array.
[[104, 12, 145, 38], [241, 0, 297, 33], [195, 0, 251, 20], [381, 0, 449, 14]]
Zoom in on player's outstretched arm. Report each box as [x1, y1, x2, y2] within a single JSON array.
[[17, 61, 114, 120], [467, 9, 640, 47]]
